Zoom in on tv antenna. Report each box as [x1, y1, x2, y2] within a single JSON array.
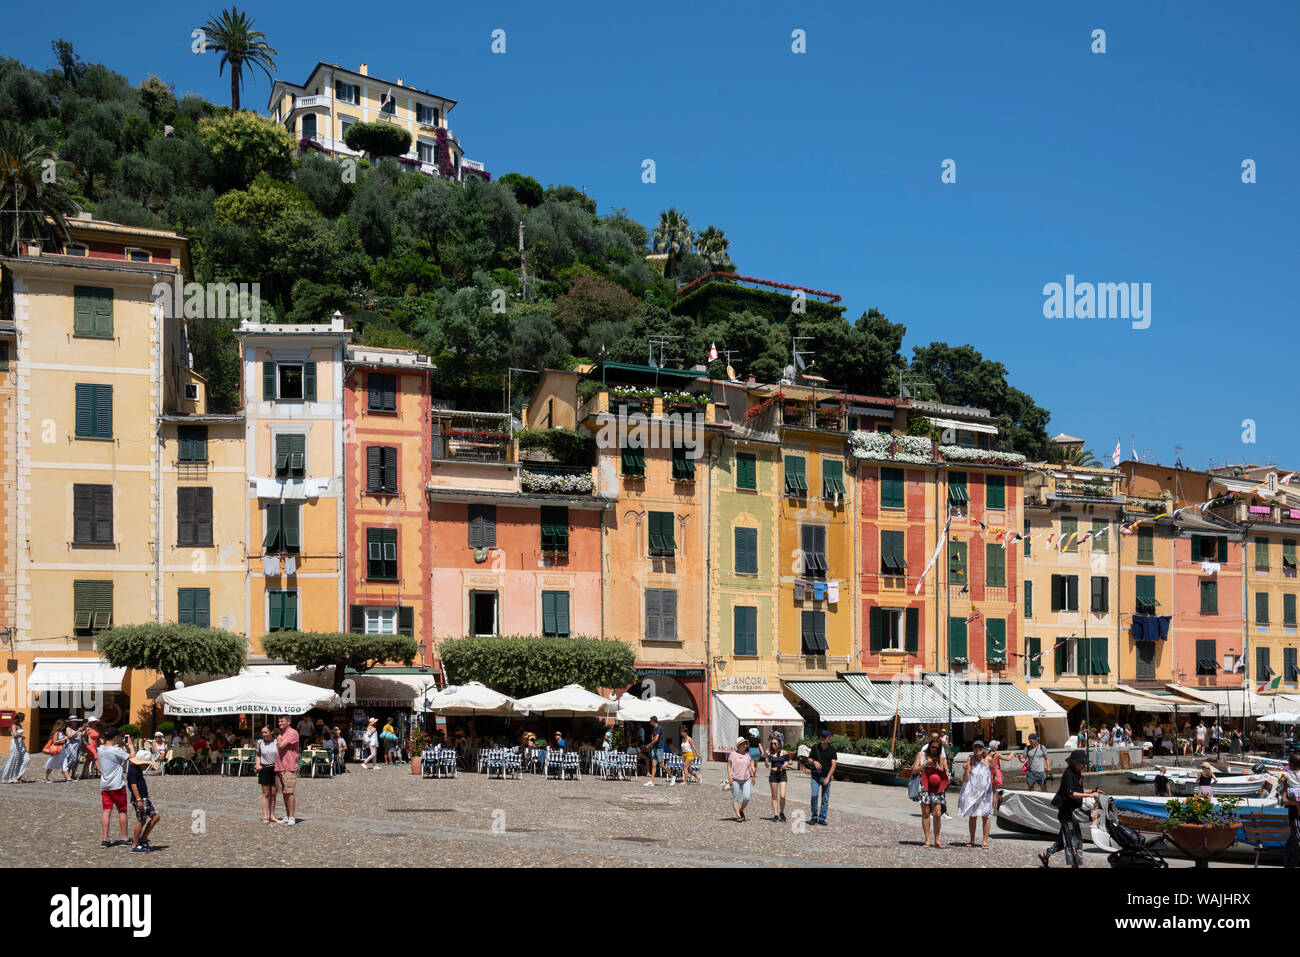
[[718, 348, 741, 381], [792, 337, 814, 376], [898, 370, 931, 400]]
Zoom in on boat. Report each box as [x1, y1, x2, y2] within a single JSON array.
[[1169, 773, 1272, 797], [1125, 767, 1196, 785]]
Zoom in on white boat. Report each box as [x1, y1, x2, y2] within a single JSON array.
[[1169, 773, 1272, 797], [1124, 767, 1196, 784]]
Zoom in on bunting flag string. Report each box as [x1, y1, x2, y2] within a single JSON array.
[[915, 515, 952, 595]]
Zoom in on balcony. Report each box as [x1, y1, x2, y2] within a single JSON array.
[[431, 410, 513, 463], [294, 94, 330, 110], [519, 462, 594, 495], [462, 158, 486, 172]]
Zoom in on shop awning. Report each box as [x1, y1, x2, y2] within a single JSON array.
[[784, 680, 889, 721], [840, 673, 970, 723], [713, 691, 805, 727], [28, 658, 126, 693], [1045, 688, 1179, 713], [1024, 688, 1069, 718], [924, 674, 1044, 717], [1164, 684, 1278, 718]]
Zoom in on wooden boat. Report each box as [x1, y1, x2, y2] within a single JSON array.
[[1168, 773, 1272, 797]]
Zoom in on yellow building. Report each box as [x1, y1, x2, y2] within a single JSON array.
[[236, 317, 350, 647], [267, 61, 486, 180]]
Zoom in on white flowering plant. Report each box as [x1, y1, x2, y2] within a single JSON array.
[[939, 446, 1027, 466], [521, 470, 593, 494]]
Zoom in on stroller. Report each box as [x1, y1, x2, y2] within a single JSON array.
[[1094, 798, 1168, 868]]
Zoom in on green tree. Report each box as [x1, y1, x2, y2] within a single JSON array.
[[95, 623, 247, 692], [201, 6, 279, 112], [51, 39, 87, 88], [342, 120, 412, 160], [601, 206, 648, 249], [397, 176, 456, 266], [552, 273, 642, 344], [260, 631, 417, 695], [198, 110, 295, 190], [542, 184, 596, 215], [437, 636, 635, 698], [696, 224, 733, 271], [498, 171, 544, 208], [792, 307, 906, 396], [293, 153, 353, 218], [510, 303, 570, 372], [63, 125, 115, 197], [0, 123, 81, 254], [137, 75, 178, 126], [652, 207, 694, 279]]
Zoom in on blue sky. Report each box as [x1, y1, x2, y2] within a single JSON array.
[[7, 2, 1298, 468]]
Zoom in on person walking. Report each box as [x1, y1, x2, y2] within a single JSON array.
[[1039, 749, 1100, 868], [362, 718, 379, 769], [958, 741, 995, 848], [803, 729, 838, 827], [1022, 733, 1051, 792], [727, 737, 754, 822], [61, 716, 83, 781], [765, 733, 792, 822], [97, 728, 132, 848], [680, 727, 702, 784], [332, 727, 348, 774], [42, 719, 68, 783], [81, 720, 101, 779], [643, 717, 665, 787], [986, 742, 1013, 812], [1, 713, 30, 783], [1194, 722, 1207, 755], [913, 733, 949, 848], [274, 715, 300, 826], [256, 725, 278, 823], [381, 724, 399, 766], [126, 748, 160, 852]]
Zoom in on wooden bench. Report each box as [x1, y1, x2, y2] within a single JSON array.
[[1240, 811, 1293, 868]]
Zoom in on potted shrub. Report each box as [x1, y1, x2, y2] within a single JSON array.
[[1161, 795, 1241, 864], [410, 728, 429, 775]]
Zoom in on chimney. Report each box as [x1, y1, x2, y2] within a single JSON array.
[[359, 62, 368, 76], [396, 77, 403, 86]]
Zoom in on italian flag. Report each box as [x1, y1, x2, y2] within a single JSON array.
[[1258, 675, 1282, 692]]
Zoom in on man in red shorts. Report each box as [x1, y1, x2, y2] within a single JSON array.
[[97, 727, 132, 848]]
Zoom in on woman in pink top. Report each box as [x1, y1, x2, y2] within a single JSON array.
[[727, 737, 755, 822]]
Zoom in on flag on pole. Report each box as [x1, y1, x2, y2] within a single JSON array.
[[1281, 472, 1295, 485], [914, 517, 951, 595], [708, 342, 718, 362], [381, 88, 393, 109], [1258, 675, 1282, 693], [1111, 438, 1121, 466]]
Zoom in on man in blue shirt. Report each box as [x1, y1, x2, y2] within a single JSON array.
[[644, 717, 665, 787]]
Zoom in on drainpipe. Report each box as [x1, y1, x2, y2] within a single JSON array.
[[153, 277, 163, 626], [704, 428, 725, 756]]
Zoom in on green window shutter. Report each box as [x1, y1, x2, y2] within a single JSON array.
[[1217, 536, 1228, 563], [178, 425, 208, 462], [282, 503, 301, 551], [881, 468, 904, 509], [1256, 592, 1269, 623], [1138, 527, 1154, 562], [986, 618, 1006, 661], [734, 527, 758, 575], [1135, 575, 1155, 614], [1285, 594, 1296, 625], [1201, 581, 1217, 615], [660, 590, 677, 640], [1050, 574, 1063, 611], [349, 605, 365, 633], [540, 506, 569, 553], [398, 606, 414, 637], [1284, 539, 1297, 565], [869, 606, 882, 652], [1060, 516, 1078, 552], [785, 455, 807, 495], [542, 591, 557, 635], [268, 591, 283, 630], [383, 447, 398, 492], [367, 447, 382, 490], [262, 503, 282, 550], [948, 472, 968, 504], [733, 606, 757, 656], [986, 475, 1005, 510], [823, 459, 845, 497], [93, 288, 112, 337], [1256, 538, 1269, 570], [1054, 638, 1067, 676], [948, 540, 967, 584], [303, 361, 317, 400], [74, 287, 94, 335], [986, 543, 1005, 587], [645, 589, 661, 640], [1066, 575, 1078, 611], [1091, 576, 1108, 613], [178, 487, 195, 545], [75, 384, 91, 436], [1027, 637, 1043, 678], [948, 617, 967, 660], [262, 361, 276, 400], [283, 591, 298, 629], [73, 484, 93, 543], [1091, 637, 1110, 675], [736, 452, 756, 490], [905, 607, 919, 653], [194, 588, 210, 627], [1091, 519, 1108, 553], [1024, 580, 1033, 618], [556, 592, 570, 636], [90, 384, 111, 438], [178, 587, 194, 625], [882, 530, 906, 574], [1190, 534, 1202, 560], [650, 511, 674, 556]]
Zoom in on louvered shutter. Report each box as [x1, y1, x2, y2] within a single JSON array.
[[92, 485, 111, 543], [556, 593, 570, 636], [398, 606, 414, 637], [262, 503, 281, 550], [75, 384, 92, 437], [268, 591, 283, 630], [1256, 592, 1269, 623], [660, 590, 677, 639], [733, 606, 757, 656], [74, 287, 94, 335], [92, 288, 112, 337], [303, 362, 317, 400], [986, 618, 1006, 661], [986, 475, 1005, 509], [1054, 638, 1067, 675], [92, 581, 113, 629], [178, 588, 194, 625], [815, 611, 827, 651], [882, 468, 904, 509], [1051, 574, 1063, 611], [283, 503, 300, 550], [801, 611, 814, 651], [350, 604, 365, 633], [195, 487, 212, 545], [542, 592, 558, 636], [1066, 576, 1078, 611], [1027, 637, 1042, 678], [735, 527, 757, 575], [482, 506, 496, 547], [73, 485, 93, 543], [367, 447, 382, 491], [92, 384, 111, 438], [869, 606, 882, 652], [948, 617, 967, 659], [263, 361, 276, 399], [1217, 536, 1229, 563], [194, 588, 210, 627], [737, 453, 756, 490], [905, 607, 919, 653], [986, 544, 1005, 586], [384, 447, 398, 492], [1091, 637, 1109, 675], [178, 487, 195, 545], [283, 591, 298, 629], [645, 589, 661, 640], [1024, 580, 1033, 618]]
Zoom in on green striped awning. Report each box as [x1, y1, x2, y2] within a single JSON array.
[[840, 673, 971, 724], [923, 674, 1045, 718], [784, 680, 889, 721]]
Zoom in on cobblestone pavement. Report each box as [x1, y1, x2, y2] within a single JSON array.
[[0, 761, 1099, 868]]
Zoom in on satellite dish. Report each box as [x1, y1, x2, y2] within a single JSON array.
[[726, 364, 736, 381], [175, 680, 186, 690], [794, 353, 807, 370], [901, 385, 913, 398]]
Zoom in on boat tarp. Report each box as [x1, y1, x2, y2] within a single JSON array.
[[840, 673, 973, 723], [1113, 797, 1290, 848], [783, 680, 889, 721], [923, 674, 1045, 718], [996, 789, 1096, 836]]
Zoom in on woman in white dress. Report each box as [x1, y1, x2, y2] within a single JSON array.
[[1, 713, 30, 783], [958, 740, 994, 848]]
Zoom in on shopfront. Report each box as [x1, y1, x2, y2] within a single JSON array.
[[710, 675, 805, 756], [628, 667, 706, 753]]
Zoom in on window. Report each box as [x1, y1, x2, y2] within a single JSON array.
[[366, 608, 397, 635], [349, 605, 414, 637], [1200, 580, 1218, 615], [645, 588, 677, 641], [0, 341, 8, 371], [1051, 574, 1079, 612], [177, 588, 210, 627], [367, 528, 398, 579], [735, 452, 756, 490], [1256, 591, 1270, 624], [948, 540, 967, 585], [334, 81, 360, 104], [1091, 519, 1109, 553], [541, 591, 570, 637], [1026, 637, 1043, 678], [417, 141, 434, 164], [1135, 575, 1157, 615], [177, 487, 213, 547], [881, 530, 907, 576], [672, 445, 696, 480], [948, 617, 968, 660], [734, 527, 758, 576], [74, 383, 112, 438], [469, 591, 498, 636], [468, 504, 497, 548], [1024, 580, 1033, 618], [126, 248, 150, 263], [1090, 576, 1109, 614], [366, 446, 398, 493], [541, 506, 569, 554], [1191, 534, 1228, 562], [1137, 526, 1154, 563], [823, 459, 845, 499], [1257, 646, 1273, 679], [986, 618, 1006, 663], [73, 581, 113, 635], [870, 607, 918, 653], [178, 425, 208, 463], [1024, 521, 1032, 557], [1084, 637, 1110, 676], [1286, 647, 1299, 682], [73, 484, 113, 544], [733, 606, 757, 656], [340, 116, 355, 138], [1284, 539, 1297, 575], [1286, 593, 1297, 626], [1060, 516, 1078, 552], [784, 456, 807, 495], [948, 472, 968, 505], [267, 591, 298, 631], [986, 474, 1005, 510], [1054, 637, 1078, 676], [417, 103, 440, 126], [648, 511, 675, 558], [621, 447, 645, 478], [801, 524, 827, 578], [1255, 537, 1269, 572], [380, 90, 397, 115], [1195, 639, 1217, 676], [800, 610, 828, 654], [985, 543, 1006, 587], [274, 434, 306, 478], [73, 286, 113, 338], [368, 373, 396, 412], [262, 502, 301, 553], [1136, 639, 1156, 680], [880, 468, 904, 509], [262, 360, 316, 401], [65, 244, 87, 256]]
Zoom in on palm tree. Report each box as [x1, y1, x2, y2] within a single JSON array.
[[652, 207, 694, 279], [696, 224, 732, 271], [0, 124, 81, 255], [1059, 446, 1101, 468], [202, 7, 278, 112]]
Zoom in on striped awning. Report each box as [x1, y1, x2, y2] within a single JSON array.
[[840, 673, 971, 724], [783, 680, 890, 721], [924, 674, 1045, 718]]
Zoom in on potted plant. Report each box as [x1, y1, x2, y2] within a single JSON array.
[[410, 727, 429, 775], [1161, 795, 1241, 864]]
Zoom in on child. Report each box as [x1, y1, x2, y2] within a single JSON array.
[[126, 748, 161, 852]]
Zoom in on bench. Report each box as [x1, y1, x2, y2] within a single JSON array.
[[1240, 811, 1293, 868]]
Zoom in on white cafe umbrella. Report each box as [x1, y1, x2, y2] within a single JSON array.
[[1262, 712, 1300, 723], [420, 681, 525, 716], [514, 683, 617, 718], [615, 694, 695, 723], [159, 673, 334, 717]]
